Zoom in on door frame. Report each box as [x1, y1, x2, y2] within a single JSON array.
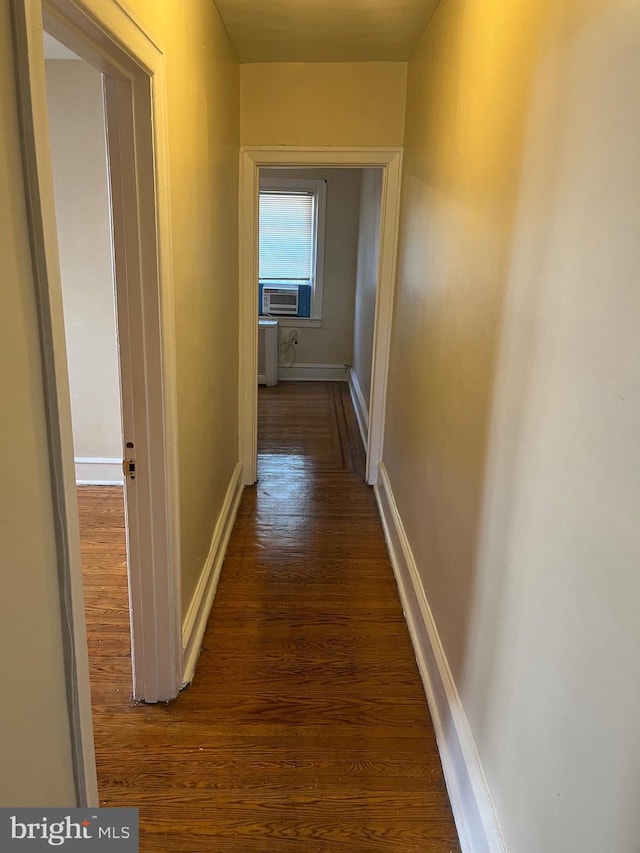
[[239, 147, 403, 485], [11, 0, 181, 802]]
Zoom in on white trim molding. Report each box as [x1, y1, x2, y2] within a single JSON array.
[[273, 317, 323, 329], [347, 367, 369, 450], [182, 463, 244, 686], [75, 456, 124, 485], [278, 363, 348, 382], [239, 146, 403, 487], [375, 463, 506, 853]]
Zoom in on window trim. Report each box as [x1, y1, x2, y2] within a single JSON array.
[[259, 177, 327, 320]]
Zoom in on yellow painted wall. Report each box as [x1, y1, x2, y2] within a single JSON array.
[[0, 5, 76, 805], [126, 0, 240, 615], [384, 0, 640, 850], [240, 62, 406, 147]]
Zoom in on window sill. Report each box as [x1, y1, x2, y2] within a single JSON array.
[[260, 317, 323, 328]]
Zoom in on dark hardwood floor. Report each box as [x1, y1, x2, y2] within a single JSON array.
[[78, 381, 461, 852]]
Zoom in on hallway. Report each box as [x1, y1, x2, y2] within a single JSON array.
[[80, 382, 460, 852]]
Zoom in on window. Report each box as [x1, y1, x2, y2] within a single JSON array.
[[259, 178, 326, 320]]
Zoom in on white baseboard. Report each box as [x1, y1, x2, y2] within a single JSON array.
[[75, 456, 124, 486], [375, 463, 505, 853], [347, 368, 369, 450], [278, 363, 348, 381], [181, 461, 243, 686]]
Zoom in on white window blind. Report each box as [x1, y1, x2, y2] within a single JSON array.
[[259, 191, 314, 284]]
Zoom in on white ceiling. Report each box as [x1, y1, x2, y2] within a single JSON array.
[[214, 0, 440, 63]]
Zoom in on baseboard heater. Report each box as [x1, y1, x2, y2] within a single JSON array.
[[258, 319, 278, 386]]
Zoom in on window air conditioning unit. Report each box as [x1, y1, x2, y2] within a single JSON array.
[[262, 286, 298, 316], [258, 319, 278, 386]]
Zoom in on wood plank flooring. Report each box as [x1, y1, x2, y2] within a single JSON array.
[[78, 381, 461, 852]]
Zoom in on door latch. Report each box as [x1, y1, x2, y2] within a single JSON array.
[[123, 458, 136, 481]]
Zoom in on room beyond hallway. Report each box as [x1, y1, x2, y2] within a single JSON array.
[[79, 382, 460, 852]]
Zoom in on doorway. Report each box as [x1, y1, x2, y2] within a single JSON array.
[[43, 41, 123, 493], [12, 0, 182, 803], [43, 34, 132, 777], [256, 166, 383, 456], [240, 147, 403, 487]]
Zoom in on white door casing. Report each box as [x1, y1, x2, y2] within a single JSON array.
[[239, 147, 403, 486]]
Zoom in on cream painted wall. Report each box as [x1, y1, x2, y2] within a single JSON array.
[[353, 169, 382, 409], [125, 0, 240, 616], [45, 59, 122, 461], [384, 0, 640, 851], [0, 6, 76, 806], [240, 62, 406, 147], [262, 168, 361, 369]]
